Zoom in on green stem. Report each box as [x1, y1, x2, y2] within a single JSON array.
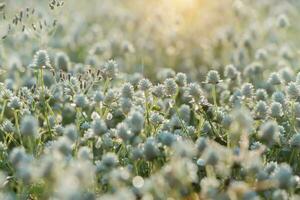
[[212, 84, 217, 106], [45, 115, 52, 137], [46, 102, 55, 116], [0, 99, 7, 123], [26, 136, 34, 154], [103, 78, 110, 94], [205, 165, 215, 178], [175, 108, 189, 137], [5, 132, 19, 146], [289, 149, 297, 165], [40, 69, 45, 101], [227, 131, 230, 148], [144, 91, 151, 137], [76, 107, 82, 131], [291, 100, 296, 134], [14, 111, 22, 145]]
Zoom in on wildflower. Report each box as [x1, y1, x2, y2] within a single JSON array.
[[101, 153, 118, 169], [9, 147, 27, 167], [55, 52, 70, 72], [63, 124, 78, 142], [175, 72, 187, 87], [128, 110, 144, 134], [245, 62, 263, 77], [272, 190, 288, 200], [157, 68, 175, 81], [164, 78, 178, 96], [129, 73, 142, 86], [104, 59, 118, 79], [221, 114, 232, 129], [255, 89, 268, 101], [74, 93, 88, 108], [188, 83, 202, 100], [179, 104, 191, 123], [280, 67, 293, 84], [195, 137, 207, 154], [270, 102, 283, 118], [224, 64, 239, 79], [268, 72, 282, 85], [116, 123, 131, 141], [131, 148, 143, 161], [8, 96, 22, 110], [290, 133, 300, 150], [258, 121, 279, 146], [272, 91, 286, 105], [5, 79, 15, 91], [20, 115, 39, 138], [0, 88, 13, 100], [54, 124, 64, 136], [274, 164, 293, 189], [80, 121, 90, 130], [103, 90, 117, 105], [92, 118, 107, 136], [265, 162, 278, 174], [78, 146, 92, 160], [143, 138, 159, 161], [254, 101, 268, 119], [120, 98, 132, 114], [157, 131, 175, 146], [229, 90, 243, 107], [138, 78, 152, 91], [149, 112, 164, 126], [31, 50, 51, 69], [241, 83, 254, 98], [287, 82, 300, 100], [152, 84, 165, 98], [94, 91, 104, 103], [255, 48, 268, 60], [121, 83, 134, 99], [206, 70, 221, 84], [1, 120, 14, 133], [220, 90, 231, 104], [201, 121, 212, 135]]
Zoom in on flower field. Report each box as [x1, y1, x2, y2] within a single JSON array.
[[0, 0, 300, 199]]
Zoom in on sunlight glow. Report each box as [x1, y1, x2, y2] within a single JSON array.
[[152, 0, 229, 37]]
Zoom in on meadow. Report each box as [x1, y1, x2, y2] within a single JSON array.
[[0, 0, 300, 199]]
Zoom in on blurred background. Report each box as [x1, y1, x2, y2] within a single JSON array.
[[0, 0, 300, 81]]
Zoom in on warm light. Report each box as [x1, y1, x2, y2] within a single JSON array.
[[127, 0, 233, 48], [150, 0, 220, 36], [169, 0, 199, 10]]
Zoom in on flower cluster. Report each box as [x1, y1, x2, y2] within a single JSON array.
[[0, 0, 300, 199]]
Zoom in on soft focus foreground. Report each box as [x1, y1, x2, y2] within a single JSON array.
[[0, 0, 300, 199]]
